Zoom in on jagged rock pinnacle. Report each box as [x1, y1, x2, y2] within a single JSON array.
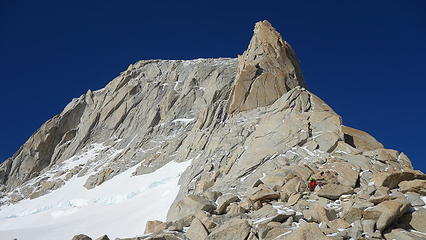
[[228, 20, 305, 114]]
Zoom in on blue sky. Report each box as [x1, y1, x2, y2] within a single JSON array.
[[1, 0, 425, 172]]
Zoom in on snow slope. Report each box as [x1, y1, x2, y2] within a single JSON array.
[[0, 157, 191, 240]]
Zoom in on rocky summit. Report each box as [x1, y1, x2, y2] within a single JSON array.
[[0, 20, 425, 240]]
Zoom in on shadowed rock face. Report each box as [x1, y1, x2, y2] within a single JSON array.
[[1, 20, 424, 240], [228, 20, 305, 114]]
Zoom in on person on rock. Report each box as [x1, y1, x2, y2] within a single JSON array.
[[308, 177, 318, 191]]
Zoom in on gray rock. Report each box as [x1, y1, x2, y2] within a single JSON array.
[[405, 192, 425, 207], [95, 235, 110, 240], [72, 234, 92, 240]]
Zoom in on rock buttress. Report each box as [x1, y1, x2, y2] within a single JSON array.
[[227, 20, 305, 114]]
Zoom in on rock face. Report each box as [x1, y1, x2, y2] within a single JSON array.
[[227, 20, 305, 114], [1, 20, 424, 240]]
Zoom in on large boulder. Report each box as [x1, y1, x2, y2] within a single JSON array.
[[321, 162, 359, 187], [341, 125, 383, 151], [399, 179, 426, 195], [400, 208, 426, 232], [216, 194, 239, 215], [186, 218, 209, 240], [144, 220, 166, 234], [248, 184, 280, 202], [167, 194, 216, 222], [206, 218, 251, 240], [365, 198, 411, 232], [277, 222, 333, 240], [372, 171, 425, 189], [384, 228, 426, 240], [316, 184, 353, 200]]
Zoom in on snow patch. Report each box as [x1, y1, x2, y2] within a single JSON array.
[[0, 160, 191, 240]]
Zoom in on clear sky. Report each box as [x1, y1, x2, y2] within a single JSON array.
[[1, 0, 425, 172]]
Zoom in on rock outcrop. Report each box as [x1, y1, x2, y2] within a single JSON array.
[[227, 20, 305, 114], [1, 20, 425, 240]]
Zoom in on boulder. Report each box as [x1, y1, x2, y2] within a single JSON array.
[[206, 219, 251, 240], [303, 204, 334, 223], [372, 171, 421, 189], [280, 177, 306, 195], [286, 193, 301, 206], [316, 184, 353, 200], [72, 235, 92, 240], [321, 162, 359, 187], [185, 218, 209, 240], [248, 185, 280, 202], [144, 220, 167, 234], [216, 193, 239, 214], [95, 235, 110, 240], [371, 198, 411, 232], [399, 179, 426, 195], [263, 226, 292, 240], [167, 194, 216, 221], [341, 125, 383, 151], [250, 204, 293, 225], [405, 192, 425, 207], [401, 208, 426, 232], [343, 207, 363, 224], [276, 222, 333, 240], [384, 228, 426, 240], [327, 219, 351, 229]]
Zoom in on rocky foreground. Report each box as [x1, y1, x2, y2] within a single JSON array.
[[2, 21, 426, 240]]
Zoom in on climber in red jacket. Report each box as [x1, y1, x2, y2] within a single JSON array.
[[308, 177, 317, 191]]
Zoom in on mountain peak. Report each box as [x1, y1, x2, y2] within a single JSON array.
[[227, 20, 305, 114]]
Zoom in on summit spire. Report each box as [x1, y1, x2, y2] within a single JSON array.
[[228, 20, 305, 114]]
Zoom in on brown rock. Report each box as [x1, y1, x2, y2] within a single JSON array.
[[373, 198, 411, 231], [280, 177, 306, 195], [185, 218, 209, 240], [343, 208, 363, 224], [286, 193, 301, 206], [399, 179, 426, 195], [321, 162, 360, 187], [206, 218, 251, 240], [372, 171, 422, 189], [317, 184, 353, 200], [276, 222, 333, 240], [228, 20, 304, 114], [144, 220, 167, 234], [384, 228, 426, 240], [216, 193, 239, 214], [342, 125, 384, 151], [167, 194, 216, 221], [327, 219, 351, 229], [401, 208, 426, 232], [263, 227, 292, 240], [248, 185, 280, 202]]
